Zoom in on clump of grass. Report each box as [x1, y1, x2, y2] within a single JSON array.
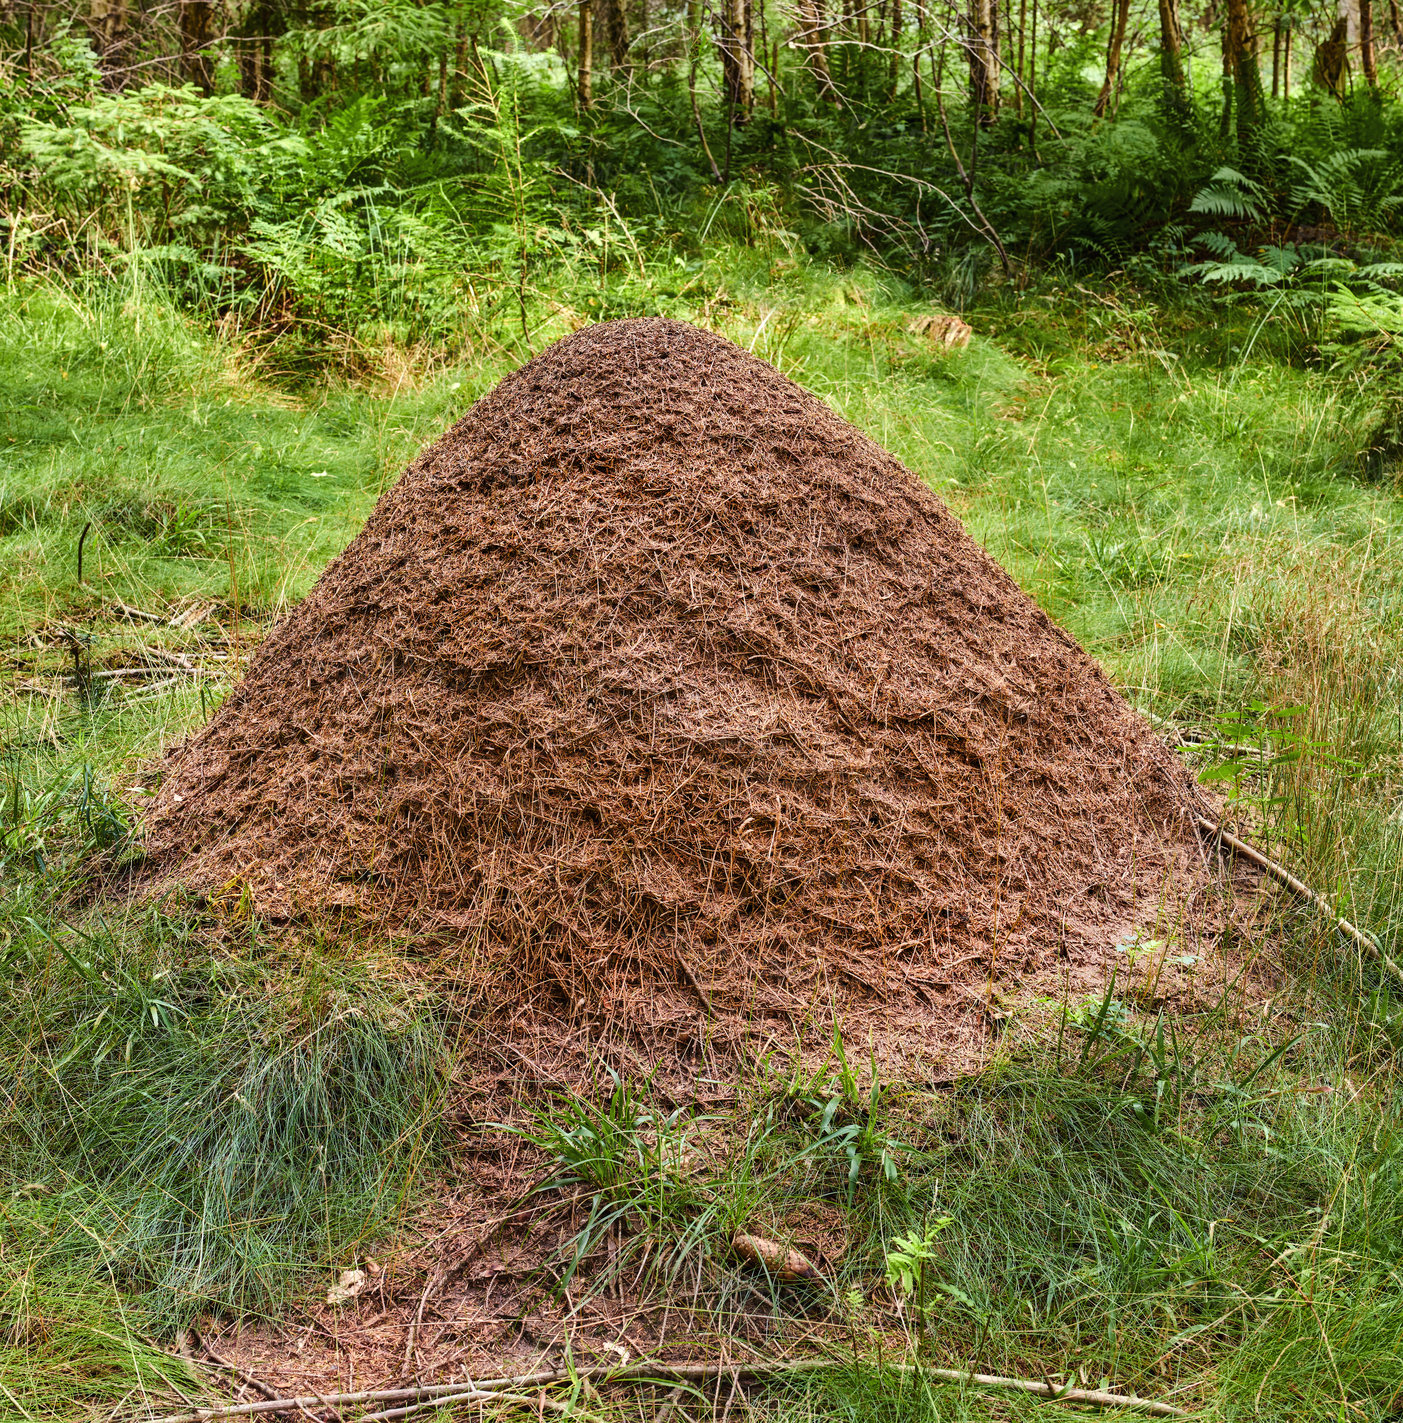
[[0, 906, 446, 1331], [0, 1267, 198, 1420]]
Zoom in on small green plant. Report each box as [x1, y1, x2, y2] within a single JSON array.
[[794, 1031, 906, 1204], [1192, 700, 1358, 826], [2, 764, 130, 875], [883, 1213, 954, 1323]]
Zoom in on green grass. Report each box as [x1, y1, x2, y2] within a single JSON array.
[[3, 253, 1403, 1419]]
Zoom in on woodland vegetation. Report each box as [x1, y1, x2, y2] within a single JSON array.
[[4, 2, 1403, 1421]]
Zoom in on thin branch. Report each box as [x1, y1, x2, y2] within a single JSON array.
[[1196, 815, 1398, 976], [140, 1356, 1189, 1423]]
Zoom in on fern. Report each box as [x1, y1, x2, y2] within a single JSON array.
[[1189, 168, 1268, 222], [1289, 149, 1403, 236]]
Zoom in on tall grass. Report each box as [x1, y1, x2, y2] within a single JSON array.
[[1, 907, 445, 1330]]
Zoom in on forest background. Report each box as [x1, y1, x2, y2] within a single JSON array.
[[5, 1, 1403, 1420]]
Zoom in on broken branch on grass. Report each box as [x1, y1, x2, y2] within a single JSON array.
[[1195, 815, 1398, 977], [141, 1355, 1188, 1423]]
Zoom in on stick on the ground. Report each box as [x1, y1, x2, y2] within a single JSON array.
[[140, 1356, 1188, 1422], [1196, 815, 1400, 979]]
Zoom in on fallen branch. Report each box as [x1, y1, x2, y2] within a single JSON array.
[[1195, 815, 1399, 977], [140, 1355, 1188, 1422]]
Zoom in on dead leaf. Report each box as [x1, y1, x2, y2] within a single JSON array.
[[326, 1268, 369, 1305], [908, 313, 973, 349]]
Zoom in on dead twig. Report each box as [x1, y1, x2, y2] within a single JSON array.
[[138, 1356, 1189, 1422], [190, 1332, 283, 1404], [1196, 815, 1398, 977]]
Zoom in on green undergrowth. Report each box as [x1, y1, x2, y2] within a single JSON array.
[[3, 253, 1403, 1418], [0, 903, 445, 1415], [497, 973, 1403, 1421]]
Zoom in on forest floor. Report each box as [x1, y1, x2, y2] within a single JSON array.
[[3, 252, 1403, 1422]]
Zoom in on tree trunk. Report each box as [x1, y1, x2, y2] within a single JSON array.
[[578, 0, 594, 109], [1312, 15, 1348, 94], [889, 0, 903, 95], [1028, 0, 1038, 148], [797, 0, 841, 101], [1158, 0, 1189, 109], [179, 0, 214, 94], [602, 0, 629, 71], [1094, 0, 1131, 115], [967, 0, 999, 123], [1361, 0, 1377, 81], [719, 0, 755, 122], [1224, 0, 1265, 147], [89, 0, 128, 84], [1014, 0, 1026, 115]]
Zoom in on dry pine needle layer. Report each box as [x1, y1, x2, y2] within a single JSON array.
[[143, 318, 1216, 1067]]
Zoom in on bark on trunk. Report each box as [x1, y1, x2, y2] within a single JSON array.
[[1094, 0, 1131, 115], [602, 0, 630, 71], [89, 0, 128, 84], [1361, 0, 1377, 82], [889, 0, 903, 94], [1312, 15, 1348, 95], [1014, 0, 1026, 115], [1224, 0, 1265, 146], [1158, 0, 1189, 110], [797, 0, 841, 102], [578, 0, 594, 109], [719, 0, 755, 122], [179, 0, 214, 94], [967, 0, 999, 123]]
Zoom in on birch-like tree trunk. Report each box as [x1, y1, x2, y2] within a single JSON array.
[[797, 0, 841, 102], [967, 0, 999, 123], [719, 0, 755, 121]]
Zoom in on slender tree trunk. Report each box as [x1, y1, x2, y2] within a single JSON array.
[[1094, 0, 1131, 114], [602, 0, 630, 71], [798, 0, 841, 101], [890, 0, 903, 94], [1028, 0, 1038, 149], [1014, 0, 1026, 114], [1389, 0, 1403, 45], [1159, 0, 1187, 90], [1312, 15, 1348, 94], [1157, 0, 1190, 121], [1224, 0, 1265, 146], [179, 0, 214, 94], [89, 0, 128, 84], [1282, 17, 1290, 98], [451, 24, 468, 108], [686, 0, 722, 178], [967, 0, 999, 123], [719, 0, 755, 121], [1271, 10, 1280, 94], [1361, 0, 1377, 80], [578, 0, 594, 109]]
